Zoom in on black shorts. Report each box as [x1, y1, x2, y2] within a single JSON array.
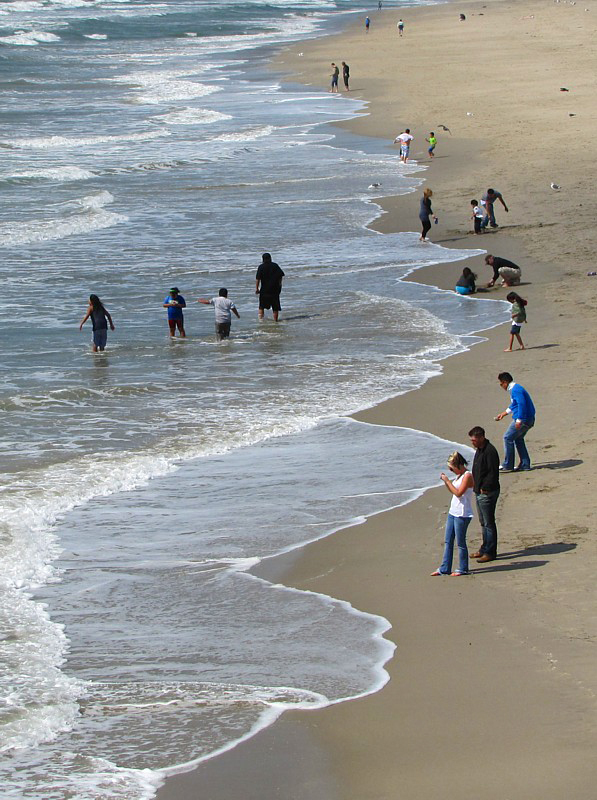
[[259, 293, 281, 312], [215, 321, 231, 339]]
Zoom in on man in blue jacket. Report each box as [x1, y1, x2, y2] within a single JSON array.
[[495, 372, 536, 471]]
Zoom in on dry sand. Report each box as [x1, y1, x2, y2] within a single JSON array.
[[158, 1, 597, 797]]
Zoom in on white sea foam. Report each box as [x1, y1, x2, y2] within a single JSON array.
[[0, 192, 127, 246], [1, 130, 167, 149], [211, 125, 275, 142], [2, 166, 95, 182], [152, 107, 232, 125], [111, 69, 219, 105], [0, 29, 60, 46], [84, 33, 108, 40]]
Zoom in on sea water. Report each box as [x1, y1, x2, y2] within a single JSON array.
[[0, 0, 508, 796]]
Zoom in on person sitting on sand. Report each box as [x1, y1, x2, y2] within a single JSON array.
[[485, 254, 521, 287], [431, 451, 474, 576], [79, 294, 115, 352], [198, 287, 240, 341], [504, 291, 527, 351], [455, 267, 477, 295]]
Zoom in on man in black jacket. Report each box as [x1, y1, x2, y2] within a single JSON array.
[[255, 252, 285, 322], [469, 425, 501, 562]]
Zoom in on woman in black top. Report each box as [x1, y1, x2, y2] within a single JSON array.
[[80, 294, 115, 352], [419, 188, 437, 241]]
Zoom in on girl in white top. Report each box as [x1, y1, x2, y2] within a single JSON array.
[[431, 451, 474, 576]]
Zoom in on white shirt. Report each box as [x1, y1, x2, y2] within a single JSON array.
[[396, 132, 413, 145], [209, 296, 236, 323], [449, 472, 474, 518]]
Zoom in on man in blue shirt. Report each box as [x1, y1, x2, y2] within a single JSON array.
[[163, 287, 186, 338], [495, 372, 536, 471]]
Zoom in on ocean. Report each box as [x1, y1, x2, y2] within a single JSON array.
[[0, 0, 508, 796]]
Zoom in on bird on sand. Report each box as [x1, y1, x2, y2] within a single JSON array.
[[550, 182, 561, 190]]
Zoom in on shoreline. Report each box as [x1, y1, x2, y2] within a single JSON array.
[[158, 0, 597, 797]]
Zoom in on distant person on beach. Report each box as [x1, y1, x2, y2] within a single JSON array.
[[470, 199, 484, 234], [455, 267, 477, 295], [504, 292, 527, 351], [79, 294, 114, 352], [495, 372, 535, 472], [431, 451, 474, 576], [342, 61, 350, 91], [397, 19, 404, 36], [419, 187, 437, 241], [480, 188, 508, 229], [197, 288, 240, 341], [378, 1, 382, 9], [426, 132, 437, 158], [485, 254, 521, 287], [330, 63, 339, 93], [394, 128, 413, 163], [256, 253, 285, 321], [163, 287, 186, 338], [468, 425, 501, 563], [365, 16, 370, 32]]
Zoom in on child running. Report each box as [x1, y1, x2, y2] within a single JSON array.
[[505, 291, 527, 351], [426, 132, 437, 158]]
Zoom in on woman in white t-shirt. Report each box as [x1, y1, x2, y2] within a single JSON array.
[[431, 451, 474, 576]]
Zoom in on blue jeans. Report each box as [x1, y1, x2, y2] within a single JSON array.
[[503, 419, 535, 469], [480, 203, 496, 228], [439, 514, 471, 574], [475, 490, 500, 559]]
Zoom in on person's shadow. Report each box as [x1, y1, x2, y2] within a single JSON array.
[[474, 541, 577, 574], [531, 458, 583, 470]]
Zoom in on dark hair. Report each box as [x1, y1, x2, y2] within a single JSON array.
[[484, 254, 493, 264], [487, 188, 495, 194], [405, 128, 410, 133], [261, 252, 272, 263], [462, 267, 477, 279], [498, 372, 513, 383], [430, 131, 435, 136], [218, 287, 228, 297], [468, 425, 485, 437], [506, 291, 527, 306], [471, 198, 478, 205], [89, 294, 106, 313]]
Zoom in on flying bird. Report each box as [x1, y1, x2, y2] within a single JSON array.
[[368, 183, 382, 189], [438, 124, 451, 134], [550, 182, 561, 190]]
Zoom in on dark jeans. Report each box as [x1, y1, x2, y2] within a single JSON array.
[[420, 217, 432, 238], [474, 216, 482, 234], [475, 489, 500, 559]]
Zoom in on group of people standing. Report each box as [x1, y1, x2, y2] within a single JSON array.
[[79, 253, 285, 349], [329, 62, 350, 92], [433, 373, 536, 576]]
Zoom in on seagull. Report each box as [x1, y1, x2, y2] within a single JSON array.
[[560, 87, 569, 91], [438, 124, 452, 134], [466, 111, 474, 116], [368, 182, 382, 189], [569, 112, 576, 116], [298, 52, 304, 56], [550, 182, 561, 190]]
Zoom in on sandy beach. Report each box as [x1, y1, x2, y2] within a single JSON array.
[[158, 1, 597, 797]]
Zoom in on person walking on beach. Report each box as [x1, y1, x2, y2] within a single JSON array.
[[495, 372, 536, 472], [342, 61, 350, 91], [504, 292, 527, 351], [455, 267, 477, 295], [419, 188, 437, 241], [397, 19, 404, 36], [485, 254, 521, 287], [197, 288, 240, 341], [426, 132, 437, 158], [329, 63, 339, 93], [256, 252, 285, 321], [394, 128, 413, 163], [431, 451, 474, 576], [79, 294, 115, 352], [163, 287, 186, 338], [470, 199, 484, 234], [365, 16, 370, 32], [469, 425, 500, 563], [480, 188, 508, 229]]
